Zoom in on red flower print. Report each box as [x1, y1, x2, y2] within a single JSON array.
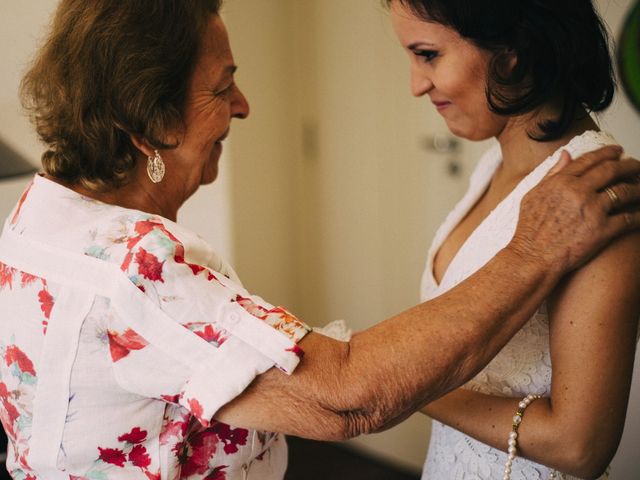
[[0, 382, 20, 438], [19, 272, 39, 288], [145, 472, 161, 480], [134, 219, 162, 237], [118, 426, 147, 444], [38, 288, 54, 319], [174, 255, 204, 276], [207, 271, 219, 282], [135, 248, 164, 283], [204, 466, 227, 480], [107, 329, 149, 362], [178, 430, 219, 477], [121, 252, 134, 273], [187, 398, 208, 427], [98, 447, 127, 467], [10, 180, 33, 226], [161, 394, 181, 404], [211, 422, 248, 455], [5, 345, 36, 376], [286, 344, 304, 359], [128, 444, 151, 468], [235, 295, 268, 318], [0, 262, 15, 290], [160, 417, 189, 445], [186, 324, 226, 347]]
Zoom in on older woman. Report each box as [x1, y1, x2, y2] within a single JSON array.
[[0, 1, 639, 479]]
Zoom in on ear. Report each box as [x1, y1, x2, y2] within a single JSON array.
[[504, 48, 517, 72], [129, 134, 156, 158]]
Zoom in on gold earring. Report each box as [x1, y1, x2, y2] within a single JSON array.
[[146, 150, 165, 183]]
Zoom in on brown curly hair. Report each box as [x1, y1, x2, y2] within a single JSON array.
[[21, 0, 223, 191]]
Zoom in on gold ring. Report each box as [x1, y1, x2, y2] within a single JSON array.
[[604, 186, 620, 209]]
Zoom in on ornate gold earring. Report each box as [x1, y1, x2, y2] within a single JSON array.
[[146, 150, 165, 183]]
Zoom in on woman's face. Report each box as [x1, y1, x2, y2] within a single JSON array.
[[390, 2, 508, 141], [163, 15, 249, 196]]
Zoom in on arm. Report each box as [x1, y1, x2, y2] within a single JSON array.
[[216, 147, 640, 442], [420, 232, 640, 479]]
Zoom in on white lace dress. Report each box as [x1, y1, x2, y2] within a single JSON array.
[[420, 131, 616, 480]]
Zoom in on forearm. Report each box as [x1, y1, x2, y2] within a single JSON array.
[[421, 388, 616, 479], [422, 391, 556, 466], [217, 245, 562, 440], [329, 245, 563, 435], [217, 147, 640, 439]]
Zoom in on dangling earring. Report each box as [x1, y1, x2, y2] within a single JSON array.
[[146, 150, 165, 183]]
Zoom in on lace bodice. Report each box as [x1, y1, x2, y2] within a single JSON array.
[[420, 131, 616, 480]]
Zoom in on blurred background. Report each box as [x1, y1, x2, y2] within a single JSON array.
[[0, 0, 639, 478]]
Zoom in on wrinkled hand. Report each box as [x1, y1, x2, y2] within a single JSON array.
[[511, 145, 640, 274]]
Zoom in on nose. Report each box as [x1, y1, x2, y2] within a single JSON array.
[[410, 64, 433, 98], [231, 84, 250, 119]]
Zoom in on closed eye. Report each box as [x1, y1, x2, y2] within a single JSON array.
[[412, 49, 438, 63], [214, 82, 234, 98]]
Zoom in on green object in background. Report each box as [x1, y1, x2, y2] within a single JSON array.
[[619, 0, 640, 113]]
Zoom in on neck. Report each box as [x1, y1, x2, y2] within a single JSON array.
[[47, 164, 182, 222], [495, 107, 599, 183]]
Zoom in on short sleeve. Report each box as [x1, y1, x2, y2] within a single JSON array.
[[105, 218, 311, 426]]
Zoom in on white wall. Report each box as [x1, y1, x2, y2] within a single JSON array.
[[596, 3, 640, 478]]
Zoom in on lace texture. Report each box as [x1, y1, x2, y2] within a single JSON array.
[[420, 132, 616, 480]]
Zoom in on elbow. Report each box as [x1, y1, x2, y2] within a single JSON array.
[[337, 408, 389, 440], [299, 408, 383, 442], [560, 437, 618, 479]]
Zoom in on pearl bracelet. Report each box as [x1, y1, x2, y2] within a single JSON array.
[[503, 394, 558, 480]]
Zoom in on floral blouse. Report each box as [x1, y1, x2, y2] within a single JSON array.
[[0, 175, 311, 480]]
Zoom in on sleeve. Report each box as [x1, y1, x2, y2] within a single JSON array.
[[105, 218, 311, 426]]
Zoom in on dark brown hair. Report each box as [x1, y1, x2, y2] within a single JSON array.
[[387, 0, 615, 141], [21, 0, 223, 190]]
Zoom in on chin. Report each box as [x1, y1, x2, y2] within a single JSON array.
[[200, 154, 220, 185], [200, 169, 219, 185], [447, 123, 494, 142]]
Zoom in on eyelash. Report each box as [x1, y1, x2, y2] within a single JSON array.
[[215, 83, 234, 97], [413, 49, 438, 63]]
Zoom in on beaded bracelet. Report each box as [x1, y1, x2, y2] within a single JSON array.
[[503, 394, 558, 480]]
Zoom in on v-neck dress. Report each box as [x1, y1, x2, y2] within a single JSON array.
[[420, 131, 617, 480]]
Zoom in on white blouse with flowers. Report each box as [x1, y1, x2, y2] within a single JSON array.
[[0, 174, 311, 480]]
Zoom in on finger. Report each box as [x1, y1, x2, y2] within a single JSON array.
[[599, 181, 640, 213], [585, 158, 640, 191], [603, 208, 640, 240], [561, 145, 624, 177], [547, 150, 572, 177]]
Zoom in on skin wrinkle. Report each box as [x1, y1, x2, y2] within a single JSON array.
[[223, 245, 564, 442]]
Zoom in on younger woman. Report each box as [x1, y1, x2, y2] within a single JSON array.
[[389, 1, 640, 478]]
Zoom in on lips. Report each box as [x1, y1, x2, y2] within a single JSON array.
[[432, 100, 452, 111]]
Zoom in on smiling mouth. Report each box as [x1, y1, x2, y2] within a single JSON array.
[[432, 101, 452, 111]]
